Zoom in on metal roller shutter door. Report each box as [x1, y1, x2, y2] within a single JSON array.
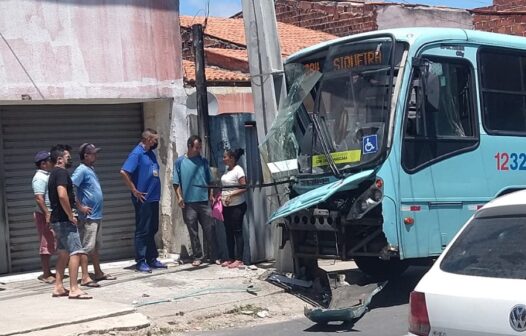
[[1, 104, 142, 272]]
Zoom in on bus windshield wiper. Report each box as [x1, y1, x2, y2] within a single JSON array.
[[312, 113, 342, 179]]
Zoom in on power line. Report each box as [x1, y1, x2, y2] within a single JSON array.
[[204, 0, 210, 30], [0, 32, 44, 99]]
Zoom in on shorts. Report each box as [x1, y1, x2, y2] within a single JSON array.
[[34, 212, 56, 255], [78, 219, 102, 253], [50, 221, 84, 256]]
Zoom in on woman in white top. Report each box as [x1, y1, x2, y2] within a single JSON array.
[[220, 148, 247, 269]]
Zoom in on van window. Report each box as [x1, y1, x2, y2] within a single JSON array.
[[480, 48, 526, 135], [440, 216, 526, 279], [402, 57, 477, 172]]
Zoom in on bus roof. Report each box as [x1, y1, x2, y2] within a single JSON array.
[[285, 27, 526, 64]]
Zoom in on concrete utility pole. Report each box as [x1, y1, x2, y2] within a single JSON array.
[[241, 0, 293, 272], [241, 0, 286, 143]]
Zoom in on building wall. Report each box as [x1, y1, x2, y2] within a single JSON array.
[[492, 0, 526, 10], [184, 87, 254, 118], [0, 0, 187, 265], [144, 99, 186, 259], [275, 1, 474, 38], [0, 0, 182, 100], [210, 87, 254, 114], [377, 5, 473, 30], [474, 0, 526, 36], [275, 0, 377, 37]]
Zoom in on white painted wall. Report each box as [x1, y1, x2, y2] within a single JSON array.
[[0, 0, 187, 259], [0, 0, 182, 100], [377, 5, 474, 30], [143, 94, 188, 258]]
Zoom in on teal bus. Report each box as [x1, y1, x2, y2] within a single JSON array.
[[261, 27, 526, 279]]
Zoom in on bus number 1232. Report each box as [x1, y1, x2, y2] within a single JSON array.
[[495, 152, 526, 171]]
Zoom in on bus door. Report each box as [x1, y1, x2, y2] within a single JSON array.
[[400, 44, 481, 258]]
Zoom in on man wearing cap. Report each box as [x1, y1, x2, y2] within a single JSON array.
[[72, 143, 116, 287], [32, 150, 56, 284], [120, 128, 167, 273]]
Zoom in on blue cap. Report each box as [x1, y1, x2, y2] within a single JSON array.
[[34, 151, 50, 163]]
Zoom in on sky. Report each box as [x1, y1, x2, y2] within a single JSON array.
[[180, 0, 494, 18]]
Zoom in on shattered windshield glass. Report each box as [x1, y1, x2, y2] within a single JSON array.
[[260, 38, 405, 180], [258, 65, 322, 181]]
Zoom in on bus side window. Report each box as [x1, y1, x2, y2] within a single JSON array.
[[480, 48, 526, 134], [428, 63, 472, 138], [402, 56, 478, 172]]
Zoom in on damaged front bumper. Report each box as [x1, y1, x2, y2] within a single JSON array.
[[304, 280, 387, 324]]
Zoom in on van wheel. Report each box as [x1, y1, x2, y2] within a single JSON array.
[[354, 257, 409, 280]]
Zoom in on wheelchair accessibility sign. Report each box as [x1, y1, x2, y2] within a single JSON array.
[[362, 135, 378, 154]]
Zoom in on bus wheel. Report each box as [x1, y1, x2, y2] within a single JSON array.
[[353, 257, 409, 280]]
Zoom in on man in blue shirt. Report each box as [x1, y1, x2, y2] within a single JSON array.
[[120, 129, 166, 273], [72, 143, 116, 286], [173, 135, 217, 266]]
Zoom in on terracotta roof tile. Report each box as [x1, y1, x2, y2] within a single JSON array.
[[180, 16, 337, 56], [206, 48, 248, 62], [276, 21, 338, 55], [182, 60, 249, 83], [181, 16, 247, 47], [205, 48, 249, 73]]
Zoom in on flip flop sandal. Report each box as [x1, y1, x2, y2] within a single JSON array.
[[80, 280, 101, 288], [51, 289, 70, 297], [69, 293, 93, 300], [192, 259, 202, 267], [94, 274, 117, 281], [38, 275, 56, 284]]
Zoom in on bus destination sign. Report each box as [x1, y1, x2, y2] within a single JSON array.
[[302, 49, 383, 73], [333, 50, 382, 70]]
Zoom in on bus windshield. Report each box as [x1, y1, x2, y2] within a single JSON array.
[[259, 37, 406, 180]]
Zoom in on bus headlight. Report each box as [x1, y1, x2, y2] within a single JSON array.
[[371, 188, 383, 202], [347, 178, 384, 220]]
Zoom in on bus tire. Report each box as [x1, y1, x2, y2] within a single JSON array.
[[354, 256, 409, 280]]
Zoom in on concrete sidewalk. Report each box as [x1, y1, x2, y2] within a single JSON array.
[[0, 260, 290, 336]]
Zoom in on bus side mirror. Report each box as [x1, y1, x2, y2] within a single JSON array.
[[412, 56, 427, 69], [412, 57, 431, 82]]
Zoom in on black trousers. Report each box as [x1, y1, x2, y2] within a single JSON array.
[[222, 202, 247, 261]]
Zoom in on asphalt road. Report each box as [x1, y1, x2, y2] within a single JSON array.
[[193, 266, 430, 336]]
